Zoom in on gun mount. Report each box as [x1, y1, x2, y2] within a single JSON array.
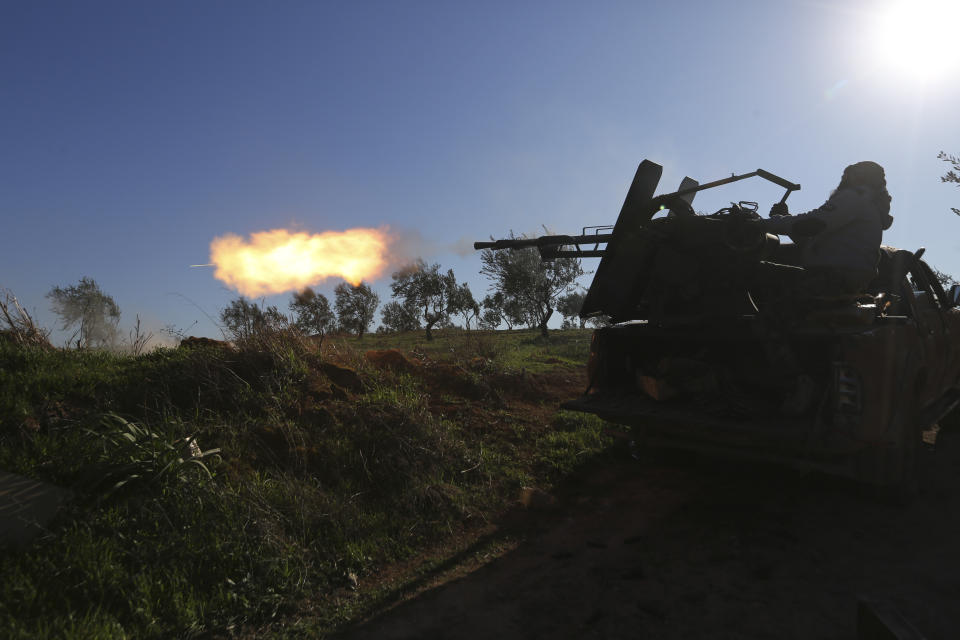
[[475, 160, 800, 322], [474, 164, 799, 258]]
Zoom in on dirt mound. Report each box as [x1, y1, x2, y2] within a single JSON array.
[[487, 369, 586, 405], [364, 349, 417, 374], [319, 362, 364, 393], [362, 350, 491, 402], [178, 336, 233, 350]]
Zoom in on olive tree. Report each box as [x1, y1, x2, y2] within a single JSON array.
[[289, 287, 336, 336], [334, 281, 379, 338], [47, 277, 121, 348], [480, 291, 526, 330], [938, 151, 960, 216], [931, 266, 958, 290], [389, 259, 459, 340], [220, 297, 287, 341], [449, 282, 480, 330], [479, 234, 584, 337], [556, 290, 587, 329], [380, 298, 421, 333]]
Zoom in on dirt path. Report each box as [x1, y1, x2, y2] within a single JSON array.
[[338, 427, 960, 639]]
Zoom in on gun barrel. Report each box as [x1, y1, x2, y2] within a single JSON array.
[[474, 233, 613, 251]]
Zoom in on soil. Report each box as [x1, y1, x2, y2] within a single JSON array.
[[336, 422, 960, 639]]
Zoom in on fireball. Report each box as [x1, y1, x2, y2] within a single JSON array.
[[209, 227, 391, 297]]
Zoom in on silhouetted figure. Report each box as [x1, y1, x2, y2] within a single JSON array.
[[762, 161, 893, 296]]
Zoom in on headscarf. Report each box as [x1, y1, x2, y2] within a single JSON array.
[[838, 161, 893, 230]]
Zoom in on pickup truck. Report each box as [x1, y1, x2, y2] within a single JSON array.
[[480, 159, 960, 491]]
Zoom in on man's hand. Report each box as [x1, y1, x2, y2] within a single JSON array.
[[769, 202, 789, 218]]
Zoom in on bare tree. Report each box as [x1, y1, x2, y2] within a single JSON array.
[[0, 288, 50, 347]]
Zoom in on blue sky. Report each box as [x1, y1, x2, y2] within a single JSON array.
[[2, 0, 959, 344]]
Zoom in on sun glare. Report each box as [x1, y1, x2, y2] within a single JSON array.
[[871, 0, 960, 83]]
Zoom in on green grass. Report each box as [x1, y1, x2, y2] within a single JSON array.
[[335, 327, 593, 374], [0, 327, 610, 638]]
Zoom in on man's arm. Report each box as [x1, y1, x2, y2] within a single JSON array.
[[762, 188, 865, 236]]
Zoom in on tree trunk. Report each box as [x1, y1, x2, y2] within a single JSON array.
[[424, 312, 441, 341], [538, 308, 553, 337]]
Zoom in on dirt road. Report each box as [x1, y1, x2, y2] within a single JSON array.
[[339, 425, 960, 639]]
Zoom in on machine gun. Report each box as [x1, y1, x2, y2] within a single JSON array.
[[473, 225, 615, 260], [474, 166, 799, 260], [475, 159, 800, 321]]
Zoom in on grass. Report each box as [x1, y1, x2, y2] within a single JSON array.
[[335, 327, 593, 374], [0, 327, 610, 638]]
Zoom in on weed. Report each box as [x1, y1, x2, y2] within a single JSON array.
[[84, 413, 220, 499], [0, 325, 608, 637], [0, 289, 51, 349]]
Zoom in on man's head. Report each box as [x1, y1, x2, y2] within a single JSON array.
[[841, 161, 887, 190], [837, 160, 893, 228]]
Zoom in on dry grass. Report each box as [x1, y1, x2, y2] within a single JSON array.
[[0, 289, 51, 349]]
